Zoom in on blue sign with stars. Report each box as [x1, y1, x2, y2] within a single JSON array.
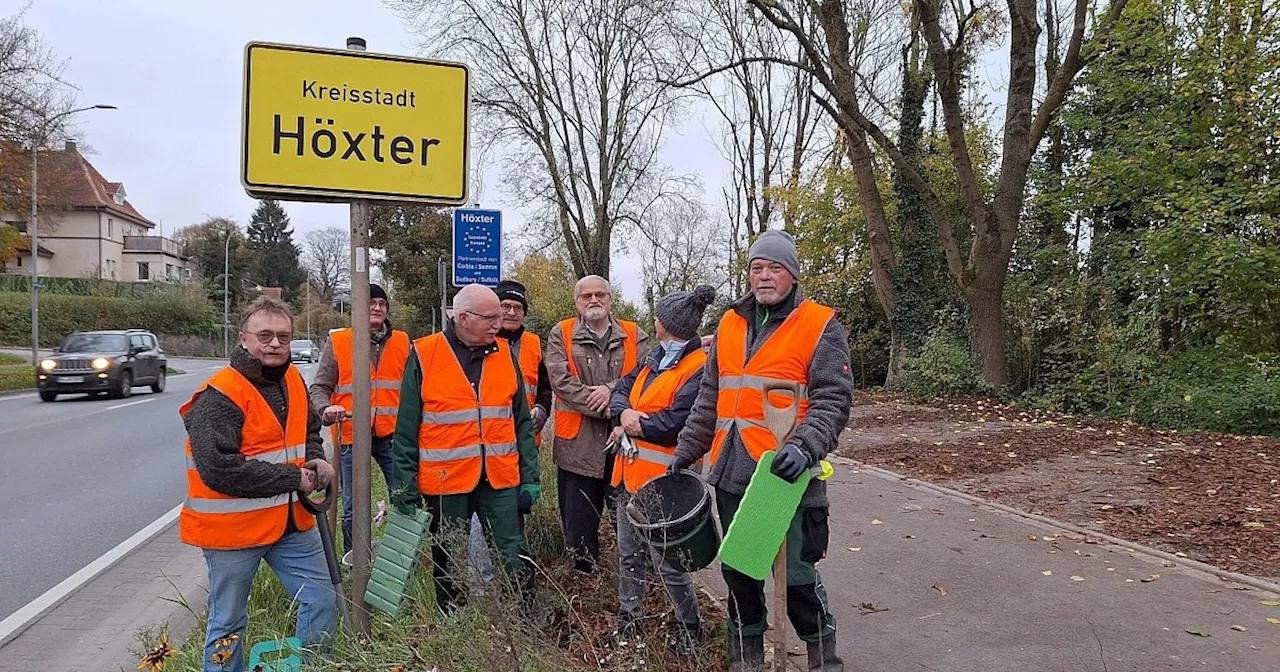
[[452, 208, 502, 287]]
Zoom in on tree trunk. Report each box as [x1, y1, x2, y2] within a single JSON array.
[[966, 277, 1007, 386]]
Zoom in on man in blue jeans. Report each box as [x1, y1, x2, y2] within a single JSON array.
[[181, 296, 337, 672], [309, 284, 412, 561]]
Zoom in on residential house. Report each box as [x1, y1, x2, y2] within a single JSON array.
[[1, 141, 194, 283]]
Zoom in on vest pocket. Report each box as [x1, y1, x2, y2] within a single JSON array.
[[800, 507, 829, 563]]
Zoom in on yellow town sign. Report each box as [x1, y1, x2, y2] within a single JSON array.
[[241, 42, 470, 204]]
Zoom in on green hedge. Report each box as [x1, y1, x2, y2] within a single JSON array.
[[0, 290, 218, 347]]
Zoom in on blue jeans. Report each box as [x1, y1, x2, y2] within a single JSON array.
[[339, 435, 397, 553], [201, 529, 338, 672]]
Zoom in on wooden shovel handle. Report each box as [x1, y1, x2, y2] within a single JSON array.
[[761, 380, 800, 447]]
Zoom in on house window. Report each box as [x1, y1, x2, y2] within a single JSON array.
[[137, 262, 150, 280], [166, 263, 176, 280], [107, 219, 114, 239], [5, 220, 26, 233]]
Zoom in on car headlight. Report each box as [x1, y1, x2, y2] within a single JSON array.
[[40, 359, 56, 371], [92, 357, 110, 370]]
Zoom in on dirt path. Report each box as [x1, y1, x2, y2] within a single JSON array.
[[838, 392, 1280, 581]]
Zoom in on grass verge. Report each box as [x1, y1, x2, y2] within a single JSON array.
[[0, 364, 32, 392], [148, 445, 728, 671]]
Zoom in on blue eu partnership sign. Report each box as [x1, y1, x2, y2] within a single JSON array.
[[452, 209, 502, 286]]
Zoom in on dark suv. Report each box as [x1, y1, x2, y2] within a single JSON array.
[[37, 329, 167, 402]]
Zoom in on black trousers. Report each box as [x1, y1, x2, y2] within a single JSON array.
[[557, 467, 611, 572]]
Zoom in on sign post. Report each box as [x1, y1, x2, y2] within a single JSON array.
[[241, 36, 470, 638], [451, 208, 502, 287]]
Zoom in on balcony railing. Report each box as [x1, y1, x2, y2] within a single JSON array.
[[123, 235, 185, 258]]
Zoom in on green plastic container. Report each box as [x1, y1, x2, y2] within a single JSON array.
[[626, 470, 720, 572]]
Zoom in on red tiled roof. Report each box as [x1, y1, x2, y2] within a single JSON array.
[[13, 235, 55, 257], [37, 143, 155, 228]]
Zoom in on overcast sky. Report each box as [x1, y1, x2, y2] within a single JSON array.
[[14, 0, 729, 303]]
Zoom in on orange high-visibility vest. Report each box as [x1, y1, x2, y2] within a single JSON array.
[[710, 299, 835, 466], [510, 331, 543, 444], [329, 327, 411, 445], [611, 347, 707, 493], [179, 366, 314, 550], [413, 333, 521, 495], [554, 318, 639, 440]]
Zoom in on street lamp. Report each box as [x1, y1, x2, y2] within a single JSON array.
[[29, 104, 116, 366], [223, 228, 234, 359]]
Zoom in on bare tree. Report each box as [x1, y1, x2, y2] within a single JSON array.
[[0, 4, 74, 142], [636, 189, 731, 317], [391, 0, 696, 278], [672, 0, 1131, 385], [303, 226, 350, 304]]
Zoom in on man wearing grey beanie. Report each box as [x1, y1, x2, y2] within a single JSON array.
[[606, 284, 717, 656], [672, 229, 852, 671]]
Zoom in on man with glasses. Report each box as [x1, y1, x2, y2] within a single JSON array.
[[468, 279, 551, 584], [546, 275, 648, 573], [309, 283, 411, 562], [390, 284, 540, 613], [180, 296, 337, 672]]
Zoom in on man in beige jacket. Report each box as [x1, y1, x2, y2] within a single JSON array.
[[545, 275, 649, 572]]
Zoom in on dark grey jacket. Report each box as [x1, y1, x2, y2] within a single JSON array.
[[184, 346, 325, 500], [674, 286, 853, 508]]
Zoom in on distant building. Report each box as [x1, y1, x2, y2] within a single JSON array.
[[1, 141, 194, 283]]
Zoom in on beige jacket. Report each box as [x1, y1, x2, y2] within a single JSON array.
[[545, 315, 650, 479]]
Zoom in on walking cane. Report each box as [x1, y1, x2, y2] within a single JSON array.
[[761, 381, 800, 672]]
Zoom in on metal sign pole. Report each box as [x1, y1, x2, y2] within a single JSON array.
[[345, 36, 373, 638]]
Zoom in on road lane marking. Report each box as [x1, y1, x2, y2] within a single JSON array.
[[107, 398, 156, 411], [0, 394, 36, 403], [0, 503, 182, 646]]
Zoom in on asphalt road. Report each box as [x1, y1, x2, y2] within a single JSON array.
[[0, 357, 319, 622]]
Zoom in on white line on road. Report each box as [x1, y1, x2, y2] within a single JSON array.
[[106, 398, 156, 411], [0, 504, 182, 647], [0, 394, 36, 403]]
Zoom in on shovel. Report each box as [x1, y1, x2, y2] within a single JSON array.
[[297, 484, 355, 643]]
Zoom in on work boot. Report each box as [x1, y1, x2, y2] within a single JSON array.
[[666, 621, 700, 658], [806, 636, 844, 672], [728, 632, 765, 671], [615, 614, 639, 644]]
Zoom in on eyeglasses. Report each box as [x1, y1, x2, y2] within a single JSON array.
[[463, 310, 501, 324], [248, 331, 293, 345], [500, 304, 525, 315], [370, 299, 389, 310]]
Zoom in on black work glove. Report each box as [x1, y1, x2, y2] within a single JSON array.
[[667, 454, 695, 476], [771, 443, 811, 483]]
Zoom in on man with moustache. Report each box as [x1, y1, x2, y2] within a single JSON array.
[[672, 230, 853, 671], [545, 275, 649, 573]]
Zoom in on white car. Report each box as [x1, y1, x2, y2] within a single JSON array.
[[290, 339, 319, 363]]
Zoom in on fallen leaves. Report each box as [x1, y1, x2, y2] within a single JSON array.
[[1141, 573, 1161, 582], [1231, 625, 1248, 632], [1243, 521, 1266, 528], [1042, 570, 1053, 576], [932, 583, 948, 596], [871, 519, 884, 525], [1261, 600, 1280, 607], [857, 602, 889, 615], [1185, 628, 1211, 637], [1070, 575, 1085, 582], [1268, 617, 1280, 625]]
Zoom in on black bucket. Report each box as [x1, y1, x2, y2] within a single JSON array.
[[625, 470, 720, 572]]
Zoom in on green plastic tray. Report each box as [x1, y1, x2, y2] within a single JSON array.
[[363, 507, 431, 616], [718, 450, 812, 580]]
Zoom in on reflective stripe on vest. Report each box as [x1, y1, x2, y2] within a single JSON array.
[[512, 331, 543, 444], [179, 365, 313, 550], [553, 318, 639, 441], [710, 299, 834, 466], [413, 333, 521, 495], [329, 328, 411, 445], [611, 348, 707, 493]]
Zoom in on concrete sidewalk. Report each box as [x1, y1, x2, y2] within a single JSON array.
[[0, 522, 207, 672], [698, 455, 1279, 672]]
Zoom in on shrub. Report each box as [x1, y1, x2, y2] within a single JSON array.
[[0, 290, 217, 347], [901, 329, 989, 398]]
